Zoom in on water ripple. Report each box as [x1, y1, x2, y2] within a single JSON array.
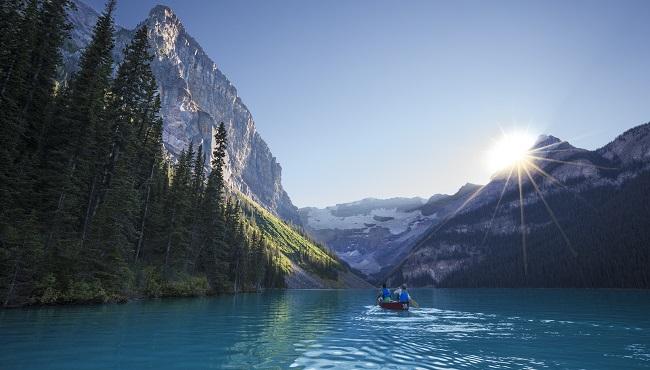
[[1, 289, 650, 369]]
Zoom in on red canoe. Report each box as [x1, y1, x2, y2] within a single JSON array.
[[377, 298, 409, 311]]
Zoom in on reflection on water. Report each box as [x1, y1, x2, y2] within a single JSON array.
[[1, 289, 650, 369]]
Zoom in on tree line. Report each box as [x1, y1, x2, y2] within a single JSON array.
[[0, 0, 286, 307]]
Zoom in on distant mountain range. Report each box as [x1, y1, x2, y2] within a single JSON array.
[[303, 123, 650, 288], [63, 0, 300, 224], [299, 197, 432, 277], [299, 186, 482, 281]]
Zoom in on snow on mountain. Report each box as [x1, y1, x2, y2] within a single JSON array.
[[299, 189, 485, 278], [299, 197, 434, 276], [305, 205, 427, 235]]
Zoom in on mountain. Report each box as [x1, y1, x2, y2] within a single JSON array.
[[386, 123, 650, 288], [299, 197, 432, 277], [299, 187, 486, 281], [59, 1, 370, 291], [62, 0, 300, 224]]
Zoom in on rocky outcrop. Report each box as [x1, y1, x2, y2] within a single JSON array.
[[63, 1, 300, 224]]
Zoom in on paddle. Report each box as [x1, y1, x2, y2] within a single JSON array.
[[410, 298, 420, 308]]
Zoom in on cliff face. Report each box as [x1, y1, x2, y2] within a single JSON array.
[[63, 1, 300, 224]]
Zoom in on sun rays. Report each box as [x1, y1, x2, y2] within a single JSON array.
[[479, 131, 616, 273], [392, 128, 618, 279], [486, 131, 537, 174], [425, 129, 617, 276]]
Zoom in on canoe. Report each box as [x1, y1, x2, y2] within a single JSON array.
[[377, 298, 409, 311]]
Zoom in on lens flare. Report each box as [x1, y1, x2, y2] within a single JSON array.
[[486, 132, 537, 173], [391, 128, 615, 281]]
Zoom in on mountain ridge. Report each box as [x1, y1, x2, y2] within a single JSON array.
[[63, 0, 301, 224], [299, 123, 650, 287], [385, 122, 650, 288]]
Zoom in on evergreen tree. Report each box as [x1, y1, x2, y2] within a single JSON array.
[[201, 123, 229, 291], [186, 144, 206, 271], [39, 0, 116, 285], [0, 0, 38, 223], [87, 24, 162, 291], [252, 232, 267, 291], [225, 200, 245, 292], [0, 0, 73, 307], [138, 161, 170, 264], [163, 146, 194, 274], [19, 0, 72, 159]]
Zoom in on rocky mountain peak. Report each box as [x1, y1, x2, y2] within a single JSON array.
[[149, 4, 175, 19], [64, 0, 301, 224], [533, 134, 561, 148], [532, 134, 576, 152], [598, 122, 650, 165]]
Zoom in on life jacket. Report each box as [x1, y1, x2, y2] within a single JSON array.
[[399, 290, 409, 303], [382, 288, 391, 298]]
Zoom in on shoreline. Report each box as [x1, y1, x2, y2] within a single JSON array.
[[5, 286, 650, 309]]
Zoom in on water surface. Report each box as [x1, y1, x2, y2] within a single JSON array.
[[2, 289, 650, 369]]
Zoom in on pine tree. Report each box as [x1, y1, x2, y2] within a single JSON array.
[[201, 122, 229, 291], [186, 144, 206, 272], [39, 0, 116, 285], [18, 0, 72, 159], [139, 161, 170, 264], [88, 24, 163, 292], [0, 0, 38, 220], [226, 200, 245, 292], [1, 0, 73, 307], [252, 232, 267, 291], [163, 146, 195, 274], [0, 0, 25, 76]]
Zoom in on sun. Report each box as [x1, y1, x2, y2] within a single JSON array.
[[486, 131, 537, 173]]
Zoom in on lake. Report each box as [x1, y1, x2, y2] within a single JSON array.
[[1, 289, 649, 369]]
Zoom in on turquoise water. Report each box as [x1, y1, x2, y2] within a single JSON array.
[[1, 289, 650, 369]]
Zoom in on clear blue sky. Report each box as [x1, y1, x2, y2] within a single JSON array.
[[87, 0, 650, 207]]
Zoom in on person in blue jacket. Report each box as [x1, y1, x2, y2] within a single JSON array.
[[398, 284, 410, 304], [381, 283, 391, 302]]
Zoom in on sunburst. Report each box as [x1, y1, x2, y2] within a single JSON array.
[[393, 128, 615, 281], [481, 129, 610, 274], [433, 129, 613, 276]]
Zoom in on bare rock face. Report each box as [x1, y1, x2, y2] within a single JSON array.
[[63, 1, 300, 224]]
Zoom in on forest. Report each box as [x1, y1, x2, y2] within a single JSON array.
[[0, 0, 340, 307]]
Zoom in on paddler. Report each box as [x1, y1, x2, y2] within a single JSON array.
[[381, 283, 391, 302], [398, 284, 410, 304]]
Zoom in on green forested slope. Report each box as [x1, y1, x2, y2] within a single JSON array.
[[239, 196, 343, 281]]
